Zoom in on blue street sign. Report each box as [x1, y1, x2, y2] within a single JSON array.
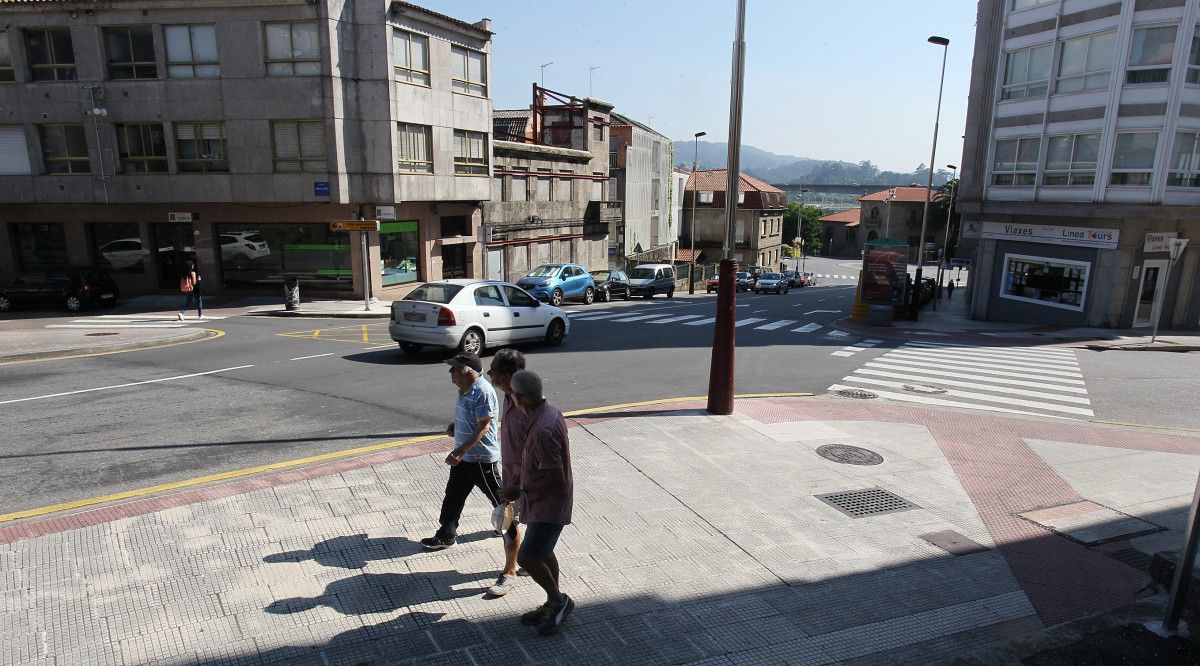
[[314, 181, 331, 196]]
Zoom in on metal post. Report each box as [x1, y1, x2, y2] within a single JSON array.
[[1165, 469, 1200, 630], [690, 131, 706, 295], [540, 61, 553, 88], [884, 189, 894, 240], [361, 231, 371, 312], [938, 165, 957, 301], [1153, 239, 1189, 343], [88, 86, 110, 205], [911, 36, 949, 321], [589, 65, 599, 97], [707, 0, 747, 416]]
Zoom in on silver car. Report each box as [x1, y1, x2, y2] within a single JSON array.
[[753, 272, 790, 294]]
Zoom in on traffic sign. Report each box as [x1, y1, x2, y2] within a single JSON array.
[[330, 220, 380, 232]]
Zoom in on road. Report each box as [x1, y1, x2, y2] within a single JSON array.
[[2, 256, 1197, 517]]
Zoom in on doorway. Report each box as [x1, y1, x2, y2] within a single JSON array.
[[442, 244, 467, 279], [1133, 259, 1167, 327], [151, 223, 196, 289]]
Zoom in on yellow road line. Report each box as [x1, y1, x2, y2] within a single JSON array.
[[0, 392, 813, 524], [0, 329, 224, 367], [361, 325, 369, 343]]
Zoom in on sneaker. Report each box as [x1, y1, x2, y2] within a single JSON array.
[[486, 574, 517, 597], [419, 534, 455, 551], [521, 603, 552, 626], [536, 594, 574, 635]]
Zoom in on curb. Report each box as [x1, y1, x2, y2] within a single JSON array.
[[1085, 343, 1200, 352], [264, 309, 390, 319], [0, 328, 215, 364]]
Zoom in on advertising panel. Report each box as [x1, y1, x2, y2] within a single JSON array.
[[862, 244, 907, 305]]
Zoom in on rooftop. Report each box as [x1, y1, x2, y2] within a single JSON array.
[[685, 169, 784, 194], [820, 209, 862, 225], [859, 186, 935, 203]]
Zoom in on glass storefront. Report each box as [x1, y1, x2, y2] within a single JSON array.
[[217, 222, 351, 291], [90, 222, 144, 273], [12, 223, 68, 270], [999, 253, 1089, 311], [150, 223, 196, 288], [380, 220, 420, 286]]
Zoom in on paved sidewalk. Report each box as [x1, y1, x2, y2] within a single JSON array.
[[3, 396, 1198, 664], [0, 323, 210, 363]]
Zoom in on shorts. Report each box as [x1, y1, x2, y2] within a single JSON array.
[[519, 522, 564, 559], [504, 498, 522, 541]]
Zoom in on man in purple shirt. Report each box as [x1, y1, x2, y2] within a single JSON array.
[[502, 370, 574, 635], [483, 348, 528, 597]]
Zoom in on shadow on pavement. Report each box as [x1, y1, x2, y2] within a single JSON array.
[[263, 533, 491, 569]]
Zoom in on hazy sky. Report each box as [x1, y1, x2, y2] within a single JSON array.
[[419, 1, 977, 173]]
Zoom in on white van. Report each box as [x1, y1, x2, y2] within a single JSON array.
[[628, 263, 676, 299]]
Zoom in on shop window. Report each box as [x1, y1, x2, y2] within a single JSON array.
[[0, 33, 14, 81], [216, 223, 350, 291], [104, 26, 157, 80], [450, 46, 486, 96], [1056, 30, 1115, 93], [1000, 253, 1089, 311], [380, 220, 419, 286], [264, 21, 319, 76], [116, 123, 168, 173], [1127, 26, 1177, 85], [39, 124, 90, 174], [1001, 43, 1051, 100], [1169, 131, 1200, 186], [90, 223, 144, 273], [440, 215, 468, 238], [1043, 133, 1099, 186], [392, 29, 429, 86], [272, 120, 325, 172], [1110, 132, 1158, 185], [25, 29, 76, 81], [453, 129, 487, 175], [12, 223, 68, 270], [165, 25, 219, 79], [442, 244, 467, 279], [175, 121, 227, 172], [991, 137, 1039, 185]]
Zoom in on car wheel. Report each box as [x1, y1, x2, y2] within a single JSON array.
[[544, 318, 566, 346], [0, 295, 10, 312], [583, 287, 595, 305], [458, 328, 484, 355], [550, 288, 564, 307], [65, 295, 83, 312], [666, 289, 674, 299], [399, 342, 422, 355]]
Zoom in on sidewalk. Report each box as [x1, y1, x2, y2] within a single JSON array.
[[249, 299, 391, 319], [3, 396, 1197, 664]]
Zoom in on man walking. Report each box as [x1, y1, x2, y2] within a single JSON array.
[[502, 370, 574, 635], [421, 352, 503, 551], [483, 348, 528, 597]]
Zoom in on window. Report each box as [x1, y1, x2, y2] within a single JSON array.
[[264, 21, 319, 76], [450, 45, 486, 96], [165, 25, 219, 78], [474, 285, 504, 306], [39, 124, 89, 174], [1012, 0, 1054, 10], [1001, 253, 1089, 311], [652, 179, 661, 209], [272, 120, 325, 172], [442, 244, 467, 279], [737, 191, 745, 205], [380, 220, 419, 286], [104, 26, 157, 79], [511, 173, 528, 201], [1188, 26, 1200, 84], [91, 223, 144, 273], [1056, 31, 1115, 93], [1168, 131, 1200, 187], [0, 34, 14, 81], [12, 223, 68, 270], [440, 215, 468, 237], [25, 29, 75, 81], [1001, 44, 1052, 100], [1110, 132, 1158, 185], [114, 123, 168, 173], [698, 190, 713, 204], [396, 123, 432, 173], [991, 137, 1039, 185], [592, 118, 603, 142], [591, 174, 603, 200], [218, 222, 350, 290], [1042, 133, 1099, 186], [0, 126, 31, 175], [453, 129, 487, 175], [174, 121, 227, 172], [555, 171, 571, 201], [393, 30, 429, 86], [536, 175, 551, 201], [503, 285, 539, 308], [1127, 26, 1177, 84]]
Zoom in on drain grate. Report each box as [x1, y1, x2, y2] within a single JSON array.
[[836, 388, 877, 400], [816, 487, 919, 518], [816, 444, 884, 466]]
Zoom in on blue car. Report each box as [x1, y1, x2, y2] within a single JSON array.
[[516, 263, 597, 306]]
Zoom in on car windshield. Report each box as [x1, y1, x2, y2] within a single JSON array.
[[404, 284, 463, 304], [629, 268, 658, 279], [590, 271, 611, 280], [526, 265, 561, 278], [736, 272, 748, 279], [763, 273, 781, 280]]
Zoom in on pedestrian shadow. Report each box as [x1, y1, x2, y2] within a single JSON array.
[[263, 532, 497, 569], [265, 571, 480, 617]]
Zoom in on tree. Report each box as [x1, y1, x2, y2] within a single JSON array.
[[929, 178, 960, 259], [785, 202, 825, 254]]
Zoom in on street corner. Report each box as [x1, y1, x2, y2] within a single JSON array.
[[0, 326, 220, 365], [276, 322, 394, 347]]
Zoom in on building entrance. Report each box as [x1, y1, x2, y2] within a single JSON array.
[[1133, 259, 1167, 327], [150, 223, 196, 289]]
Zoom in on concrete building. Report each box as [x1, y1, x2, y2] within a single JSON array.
[[484, 86, 619, 282], [958, 0, 1200, 329], [856, 187, 942, 260], [680, 169, 786, 269], [0, 0, 492, 301], [608, 113, 675, 266], [819, 208, 862, 257]]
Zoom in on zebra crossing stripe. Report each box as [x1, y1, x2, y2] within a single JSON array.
[[849, 369, 1091, 404], [828, 384, 1070, 420], [755, 320, 796, 330], [900, 342, 1081, 364], [684, 317, 717, 326], [866, 356, 1085, 385], [734, 318, 766, 328], [840, 376, 1094, 416], [792, 323, 822, 333], [828, 330, 850, 338], [831, 351, 855, 357], [609, 314, 670, 323], [886, 349, 1082, 375], [862, 361, 1088, 392], [570, 313, 632, 321], [647, 314, 703, 324]]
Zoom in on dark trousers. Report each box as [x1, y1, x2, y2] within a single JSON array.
[[436, 461, 503, 539]]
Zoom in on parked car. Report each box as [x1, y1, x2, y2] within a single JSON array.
[[754, 272, 790, 294], [97, 238, 148, 271], [516, 263, 596, 306], [735, 271, 754, 291], [627, 263, 676, 299], [589, 269, 631, 301], [389, 280, 569, 355], [0, 266, 120, 313], [782, 269, 801, 287], [706, 275, 720, 293], [801, 272, 817, 286], [220, 231, 271, 270]]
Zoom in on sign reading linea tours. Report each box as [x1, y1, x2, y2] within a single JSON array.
[[980, 222, 1119, 249], [330, 220, 380, 232]]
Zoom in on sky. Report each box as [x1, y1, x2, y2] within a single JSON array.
[[419, 1, 978, 173]]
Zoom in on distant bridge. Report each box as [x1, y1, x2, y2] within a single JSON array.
[[772, 183, 902, 195]]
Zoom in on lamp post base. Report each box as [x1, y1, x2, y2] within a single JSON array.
[[707, 258, 738, 415]]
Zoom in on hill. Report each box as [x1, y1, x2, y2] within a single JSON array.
[[671, 140, 951, 186]]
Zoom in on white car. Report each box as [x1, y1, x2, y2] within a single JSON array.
[[389, 279, 570, 355], [220, 231, 271, 269], [98, 238, 148, 270]]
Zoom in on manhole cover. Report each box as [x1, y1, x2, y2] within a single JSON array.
[[902, 383, 946, 395], [816, 444, 884, 466], [85, 332, 119, 337], [815, 488, 919, 518], [836, 388, 877, 400]]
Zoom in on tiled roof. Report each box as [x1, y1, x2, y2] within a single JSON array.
[[675, 248, 706, 262], [685, 169, 784, 194], [858, 186, 934, 203], [494, 109, 532, 119], [819, 209, 861, 224]]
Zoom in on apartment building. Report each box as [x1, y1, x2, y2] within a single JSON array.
[[608, 113, 675, 267], [680, 170, 786, 268], [958, 0, 1200, 328], [0, 0, 492, 300]]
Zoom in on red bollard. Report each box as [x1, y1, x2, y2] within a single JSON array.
[[706, 258, 738, 415]]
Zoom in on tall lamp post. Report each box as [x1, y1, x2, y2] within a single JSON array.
[[937, 164, 958, 301], [540, 61, 553, 87], [797, 188, 810, 267], [911, 35, 950, 321], [688, 131, 707, 294]]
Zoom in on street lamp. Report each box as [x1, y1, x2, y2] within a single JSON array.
[[589, 65, 599, 97], [540, 61, 553, 88], [911, 35, 950, 321], [797, 188, 810, 266], [688, 130, 707, 294], [937, 164, 958, 302]]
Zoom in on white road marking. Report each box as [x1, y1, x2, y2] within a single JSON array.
[[802, 310, 840, 315], [839, 376, 1094, 416], [884, 349, 1083, 375], [0, 365, 255, 406], [862, 339, 884, 345], [850, 369, 1092, 404], [831, 351, 855, 357], [567, 313, 627, 321], [755, 320, 797, 331], [828, 330, 850, 338], [866, 356, 1085, 385], [734, 318, 766, 328], [291, 353, 335, 360], [610, 314, 670, 323], [647, 314, 703, 324], [364, 344, 396, 350], [684, 317, 717, 326], [792, 323, 822, 333], [827, 384, 1070, 419], [862, 361, 1088, 392]]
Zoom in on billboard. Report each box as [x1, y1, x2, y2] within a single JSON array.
[[861, 243, 907, 305]]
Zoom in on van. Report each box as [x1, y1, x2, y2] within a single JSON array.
[[627, 263, 676, 299]]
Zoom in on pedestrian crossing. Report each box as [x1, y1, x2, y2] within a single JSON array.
[[830, 338, 883, 358], [567, 309, 846, 335], [828, 340, 1092, 420], [46, 313, 225, 329], [813, 273, 857, 280]]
